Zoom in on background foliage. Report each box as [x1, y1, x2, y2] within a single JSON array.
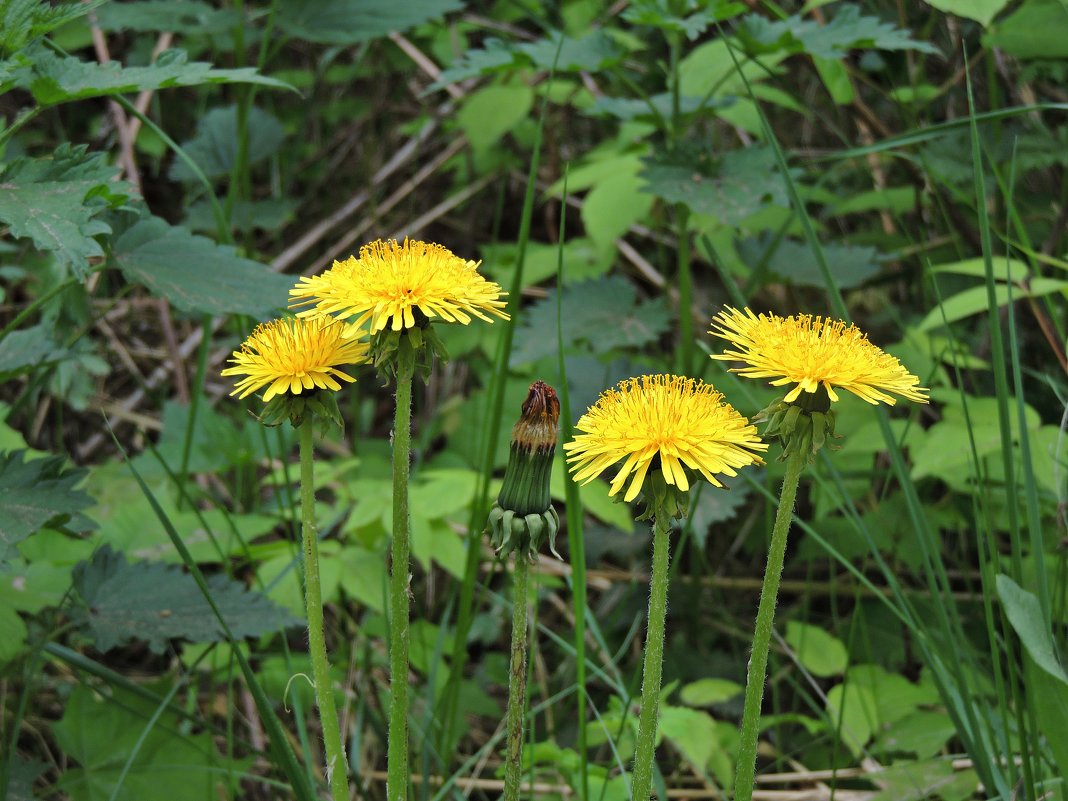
[[1, 0, 1066, 800]]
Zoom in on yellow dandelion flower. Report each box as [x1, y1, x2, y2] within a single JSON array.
[[290, 237, 509, 335], [222, 317, 369, 402], [709, 306, 929, 406], [563, 374, 767, 503]]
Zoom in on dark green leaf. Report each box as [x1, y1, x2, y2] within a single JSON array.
[[432, 38, 518, 87], [184, 198, 296, 233], [0, 325, 67, 376], [510, 275, 669, 365], [169, 105, 287, 182], [6, 756, 46, 801], [517, 30, 623, 72], [738, 6, 940, 59], [0, 0, 105, 55], [0, 144, 131, 277], [277, 0, 462, 45], [15, 47, 292, 106], [0, 450, 94, 557], [996, 574, 1068, 684], [111, 217, 293, 317], [95, 0, 243, 35], [738, 236, 882, 288], [73, 545, 301, 653], [622, 0, 746, 40], [588, 93, 732, 122], [984, 0, 1068, 59], [52, 683, 250, 801], [640, 146, 791, 225]]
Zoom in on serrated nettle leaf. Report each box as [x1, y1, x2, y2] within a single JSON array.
[[640, 146, 792, 226], [622, 0, 746, 39], [517, 30, 624, 72], [276, 0, 462, 45], [510, 275, 669, 365], [737, 236, 882, 288], [184, 198, 296, 233], [587, 93, 734, 122], [432, 38, 519, 88], [95, 0, 243, 35], [14, 46, 292, 106], [738, 6, 941, 59], [0, 0, 106, 55], [0, 324, 68, 376], [0, 144, 132, 277], [0, 449, 94, 557], [73, 545, 301, 653], [111, 216, 293, 317], [169, 105, 287, 182]]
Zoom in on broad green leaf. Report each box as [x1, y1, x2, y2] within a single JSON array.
[[518, 30, 624, 72], [411, 515, 466, 577], [52, 683, 249, 801], [73, 545, 301, 653], [825, 681, 879, 755], [169, 105, 286, 181], [845, 664, 940, 728], [829, 186, 916, 215], [658, 705, 717, 769], [0, 557, 74, 662], [276, 0, 462, 45], [1028, 654, 1068, 788], [996, 574, 1068, 684], [874, 710, 957, 758], [0, 144, 131, 277], [185, 198, 296, 233], [0, 325, 67, 376], [337, 544, 388, 612], [432, 38, 517, 87], [917, 277, 1068, 331], [984, 0, 1068, 59], [812, 54, 854, 104], [867, 759, 963, 801], [510, 275, 669, 364], [0, 0, 105, 55], [456, 84, 534, 155], [739, 237, 881, 288], [622, 0, 745, 39], [111, 217, 292, 317], [640, 147, 790, 226], [738, 6, 940, 59], [678, 38, 787, 98], [15, 47, 292, 105], [588, 93, 731, 123], [95, 0, 242, 34], [480, 238, 613, 288], [0, 605, 27, 663], [785, 621, 848, 677], [924, 0, 1008, 27], [5, 756, 44, 801], [679, 678, 744, 707], [582, 169, 655, 248], [0, 450, 93, 557]]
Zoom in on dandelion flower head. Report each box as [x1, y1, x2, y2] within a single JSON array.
[[222, 316, 369, 402], [290, 238, 509, 335], [710, 307, 929, 406], [564, 374, 767, 503]]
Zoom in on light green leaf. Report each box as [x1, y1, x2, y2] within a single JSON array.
[[931, 256, 1031, 282], [996, 574, 1068, 684], [1028, 654, 1068, 787], [868, 759, 963, 801], [924, 0, 1008, 27], [874, 710, 957, 758], [411, 515, 466, 578], [812, 54, 854, 104], [582, 169, 655, 249], [456, 84, 534, 155], [917, 277, 1068, 332], [785, 621, 848, 677], [337, 544, 388, 612], [658, 705, 717, 770], [277, 0, 462, 45], [0, 325, 67, 376], [550, 456, 634, 534], [984, 0, 1068, 59], [679, 678, 744, 707], [111, 217, 292, 317], [0, 0, 105, 54], [0, 144, 131, 277], [73, 545, 301, 653], [825, 681, 879, 755], [16, 47, 292, 106], [169, 105, 286, 181]]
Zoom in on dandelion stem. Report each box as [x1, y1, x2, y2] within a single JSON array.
[[387, 339, 416, 801], [734, 449, 805, 801], [299, 419, 350, 801], [631, 504, 673, 801], [503, 556, 530, 801]]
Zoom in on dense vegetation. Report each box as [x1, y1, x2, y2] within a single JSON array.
[[1, 1, 1066, 800]]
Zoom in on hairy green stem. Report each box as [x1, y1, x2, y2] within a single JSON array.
[[503, 557, 531, 801], [299, 420, 350, 801], [387, 342, 416, 801], [630, 506, 673, 801], [734, 450, 805, 801]]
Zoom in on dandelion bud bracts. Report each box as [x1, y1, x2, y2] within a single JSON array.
[[488, 381, 561, 561], [756, 385, 839, 463]]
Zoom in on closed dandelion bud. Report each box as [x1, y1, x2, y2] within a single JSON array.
[[488, 381, 561, 562]]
